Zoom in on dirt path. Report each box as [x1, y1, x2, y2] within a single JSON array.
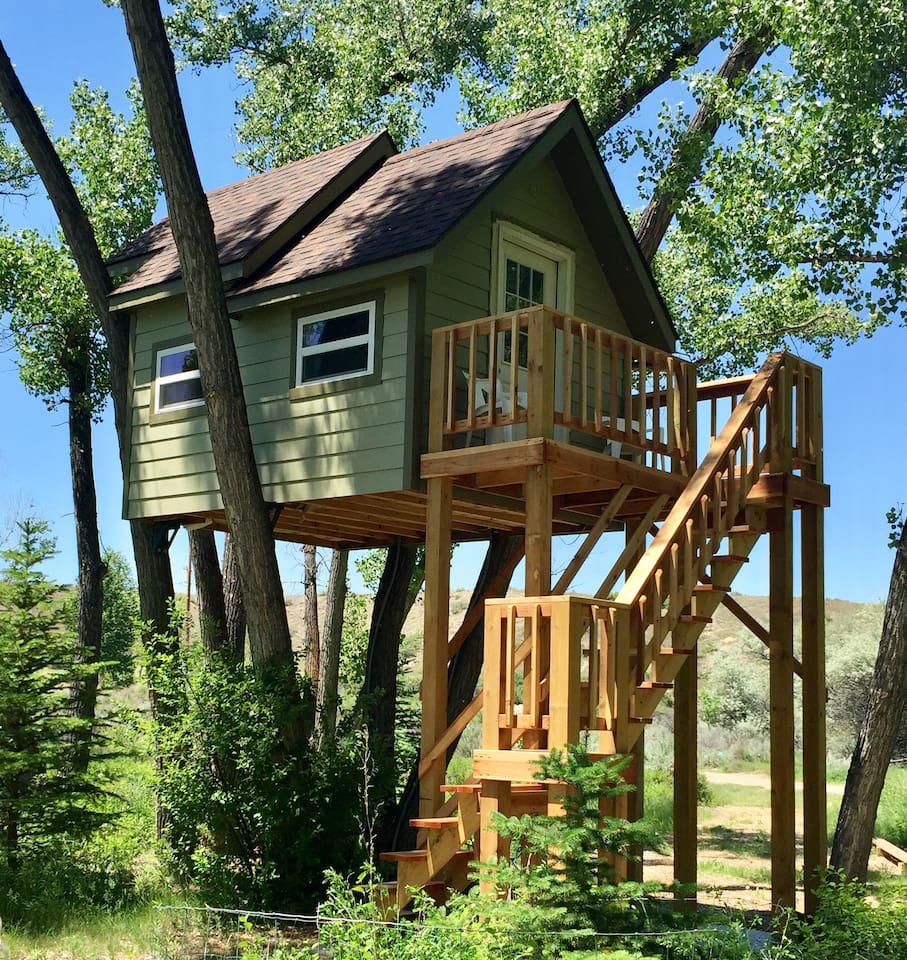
[[704, 770, 845, 795]]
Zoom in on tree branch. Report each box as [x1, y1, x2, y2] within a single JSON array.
[[635, 31, 773, 262], [599, 33, 716, 136]]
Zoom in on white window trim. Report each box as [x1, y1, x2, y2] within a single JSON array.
[[155, 342, 204, 413], [491, 220, 576, 315], [295, 301, 376, 387]]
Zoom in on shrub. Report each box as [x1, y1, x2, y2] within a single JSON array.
[[152, 649, 363, 911]]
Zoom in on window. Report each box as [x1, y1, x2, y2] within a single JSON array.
[[296, 301, 376, 387], [155, 343, 203, 413], [492, 222, 575, 372]]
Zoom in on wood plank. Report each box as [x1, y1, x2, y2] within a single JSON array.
[[801, 503, 827, 913], [674, 654, 698, 909], [769, 501, 796, 912], [552, 485, 632, 594], [420, 476, 453, 817]]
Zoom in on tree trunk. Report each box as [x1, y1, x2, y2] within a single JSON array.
[[66, 356, 105, 772], [222, 535, 246, 660], [361, 543, 421, 820], [317, 548, 348, 748], [831, 521, 907, 879], [0, 38, 179, 715], [190, 528, 229, 656], [379, 533, 523, 853], [634, 32, 772, 261], [303, 544, 320, 682], [119, 3, 297, 710]]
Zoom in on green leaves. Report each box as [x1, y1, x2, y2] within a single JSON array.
[[0, 79, 159, 414]]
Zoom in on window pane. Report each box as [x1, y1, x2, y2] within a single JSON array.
[[518, 263, 531, 301], [302, 343, 369, 382], [160, 348, 198, 377], [303, 309, 370, 347], [531, 268, 544, 304], [504, 293, 518, 311], [160, 378, 203, 407], [505, 259, 518, 297]]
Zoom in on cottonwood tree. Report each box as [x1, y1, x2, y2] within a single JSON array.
[[118, 0, 306, 749], [0, 82, 158, 768], [0, 40, 179, 730], [170, 0, 907, 868]]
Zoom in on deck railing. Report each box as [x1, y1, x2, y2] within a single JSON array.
[[429, 306, 699, 473], [482, 595, 621, 752]]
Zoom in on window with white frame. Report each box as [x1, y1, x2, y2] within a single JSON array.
[[155, 342, 204, 412], [296, 301, 376, 387]]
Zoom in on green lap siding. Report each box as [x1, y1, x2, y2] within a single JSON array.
[[126, 277, 411, 520]]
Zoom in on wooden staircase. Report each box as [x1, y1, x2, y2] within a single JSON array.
[[384, 335, 826, 912]]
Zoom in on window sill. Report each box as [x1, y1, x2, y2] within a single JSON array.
[[289, 369, 382, 401]]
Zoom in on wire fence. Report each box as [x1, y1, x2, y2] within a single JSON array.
[[152, 903, 773, 959]]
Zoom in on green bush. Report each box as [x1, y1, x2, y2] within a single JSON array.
[[770, 872, 907, 959], [152, 649, 363, 911]]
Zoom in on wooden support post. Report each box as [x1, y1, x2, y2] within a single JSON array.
[[801, 502, 827, 914], [626, 731, 645, 882], [479, 779, 511, 895], [420, 476, 453, 816], [769, 501, 797, 912], [525, 463, 552, 597], [673, 653, 698, 909]]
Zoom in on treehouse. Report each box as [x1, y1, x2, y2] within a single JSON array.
[[109, 99, 829, 914]]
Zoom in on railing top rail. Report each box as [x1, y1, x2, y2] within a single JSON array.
[[616, 352, 787, 604], [431, 305, 694, 373], [696, 374, 756, 402]]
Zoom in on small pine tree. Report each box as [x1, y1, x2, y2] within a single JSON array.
[[0, 518, 103, 869]]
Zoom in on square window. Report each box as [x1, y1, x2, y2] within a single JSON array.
[[155, 343, 204, 413], [296, 302, 376, 387]]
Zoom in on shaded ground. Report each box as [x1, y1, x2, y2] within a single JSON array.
[[644, 769, 900, 913]]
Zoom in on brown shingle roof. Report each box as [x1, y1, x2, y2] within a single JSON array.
[[233, 100, 574, 297], [111, 132, 389, 296], [111, 101, 575, 301]]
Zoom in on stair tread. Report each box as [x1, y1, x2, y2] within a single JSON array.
[[711, 554, 749, 563], [410, 817, 459, 829], [638, 680, 672, 689], [678, 614, 711, 624], [630, 716, 654, 724], [661, 646, 695, 657], [380, 849, 428, 862], [694, 584, 730, 593], [442, 783, 481, 794]]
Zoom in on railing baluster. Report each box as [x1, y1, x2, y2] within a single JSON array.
[[595, 327, 603, 431], [580, 323, 588, 429]]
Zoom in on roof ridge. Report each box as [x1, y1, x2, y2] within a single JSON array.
[[387, 99, 575, 164]]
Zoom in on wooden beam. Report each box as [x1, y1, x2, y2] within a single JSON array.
[[769, 501, 796, 912], [722, 594, 804, 679], [596, 496, 669, 599], [525, 463, 553, 596], [553, 486, 632, 594], [446, 539, 525, 661], [801, 503, 827, 914], [674, 654, 698, 909], [420, 476, 453, 816]]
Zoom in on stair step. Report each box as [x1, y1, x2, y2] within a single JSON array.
[[694, 584, 730, 594], [711, 554, 749, 564], [638, 681, 672, 690], [729, 524, 762, 535], [660, 647, 694, 657], [678, 614, 711, 624], [630, 716, 654, 725], [380, 849, 428, 863], [410, 817, 459, 830], [442, 783, 481, 794]]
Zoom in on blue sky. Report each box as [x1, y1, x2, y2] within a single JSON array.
[[0, 1, 903, 603]]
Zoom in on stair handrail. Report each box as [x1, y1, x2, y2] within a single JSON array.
[[608, 353, 791, 682]]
